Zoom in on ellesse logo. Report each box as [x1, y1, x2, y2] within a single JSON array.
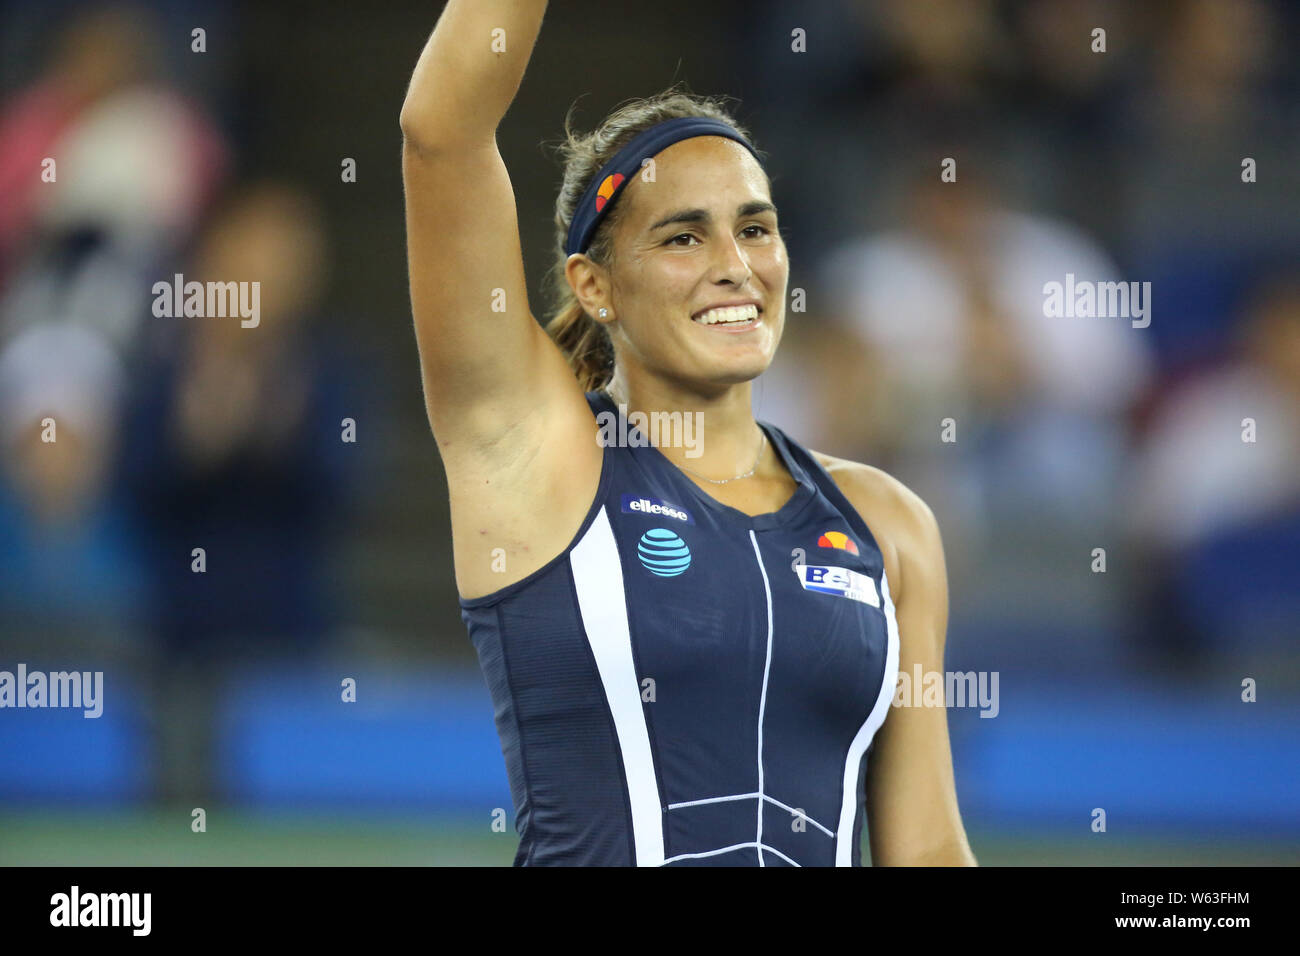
[[621, 494, 695, 525]]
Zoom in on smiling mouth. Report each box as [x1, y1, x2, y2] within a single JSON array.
[[692, 304, 761, 325]]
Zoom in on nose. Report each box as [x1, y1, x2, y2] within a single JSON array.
[[709, 231, 752, 286]]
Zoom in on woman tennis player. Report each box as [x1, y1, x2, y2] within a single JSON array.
[[401, 0, 975, 866]]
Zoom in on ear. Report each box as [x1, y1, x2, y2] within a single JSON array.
[[565, 253, 614, 325]]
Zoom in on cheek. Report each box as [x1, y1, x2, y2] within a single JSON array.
[[759, 253, 788, 300], [622, 249, 687, 292], [765, 241, 789, 271], [629, 258, 702, 320], [654, 254, 705, 288]]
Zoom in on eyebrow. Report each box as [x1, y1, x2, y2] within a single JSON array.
[[647, 200, 778, 233]]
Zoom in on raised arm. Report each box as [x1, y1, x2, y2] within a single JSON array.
[[399, 0, 584, 452], [399, 1, 603, 601], [399, 0, 545, 151]]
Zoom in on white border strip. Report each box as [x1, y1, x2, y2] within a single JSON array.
[[571, 508, 665, 866], [749, 529, 776, 867], [761, 794, 836, 838], [662, 841, 802, 867], [835, 566, 901, 866], [667, 792, 835, 837], [667, 792, 760, 810]]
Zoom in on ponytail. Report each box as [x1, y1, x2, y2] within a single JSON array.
[[544, 301, 615, 393]]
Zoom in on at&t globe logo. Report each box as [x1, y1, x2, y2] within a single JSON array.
[[637, 528, 691, 577]]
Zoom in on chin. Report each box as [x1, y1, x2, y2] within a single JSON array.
[[706, 354, 776, 386]]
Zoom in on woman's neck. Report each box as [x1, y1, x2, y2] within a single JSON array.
[[603, 366, 767, 481]]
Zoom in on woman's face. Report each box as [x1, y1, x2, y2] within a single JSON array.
[[597, 135, 788, 391]]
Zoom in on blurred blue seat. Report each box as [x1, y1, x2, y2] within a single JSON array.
[[1174, 504, 1300, 649], [0, 673, 148, 804], [215, 668, 512, 812], [951, 678, 1300, 833]]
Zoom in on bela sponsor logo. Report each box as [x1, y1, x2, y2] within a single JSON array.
[[796, 565, 879, 607]]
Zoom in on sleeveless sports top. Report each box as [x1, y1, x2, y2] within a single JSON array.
[[459, 390, 900, 866]]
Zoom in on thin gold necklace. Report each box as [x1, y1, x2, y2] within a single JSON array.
[[676, 428, 767, 484]]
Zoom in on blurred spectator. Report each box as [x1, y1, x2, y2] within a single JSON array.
[[1129, 275, 1300, 550], [0, 3, 157, 280], [1127, 274, 1300, 658], [0, 321, 144, 650], [805, 172, 1152, 559], [0, 1, 229, 352], [121, 180, 362, 801], [125, 180, 356, 660]]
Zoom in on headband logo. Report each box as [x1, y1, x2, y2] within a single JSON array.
[[594, 173, 625, 212]]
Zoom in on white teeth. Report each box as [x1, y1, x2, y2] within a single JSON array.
[[694, 304, 759, 325]]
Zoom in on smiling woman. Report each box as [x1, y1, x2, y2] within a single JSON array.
[[547, 102, 778, 392], [400, 0, 975, 867]]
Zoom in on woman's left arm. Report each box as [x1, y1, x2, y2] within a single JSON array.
[[847, 475, 977, 866]]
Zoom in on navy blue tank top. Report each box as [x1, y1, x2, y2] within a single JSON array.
[[459, 390, 900, 866]]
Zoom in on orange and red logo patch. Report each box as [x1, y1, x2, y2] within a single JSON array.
[[817, 531, 859, 555], [594, 173, 625, 212]]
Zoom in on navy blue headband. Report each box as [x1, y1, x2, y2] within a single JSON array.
[[564, 116, 762, 258]]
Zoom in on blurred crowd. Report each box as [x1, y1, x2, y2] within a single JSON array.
[[0, 3, 367, 801], [746, 0, 1300, 664]]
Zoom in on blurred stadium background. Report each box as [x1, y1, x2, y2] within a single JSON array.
[[1, 0, 1297, 865]]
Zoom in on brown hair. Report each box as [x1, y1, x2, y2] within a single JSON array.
[[544, 84, 762, 392]]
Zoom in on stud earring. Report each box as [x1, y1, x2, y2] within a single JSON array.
[[598, 308, 609, 318]]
